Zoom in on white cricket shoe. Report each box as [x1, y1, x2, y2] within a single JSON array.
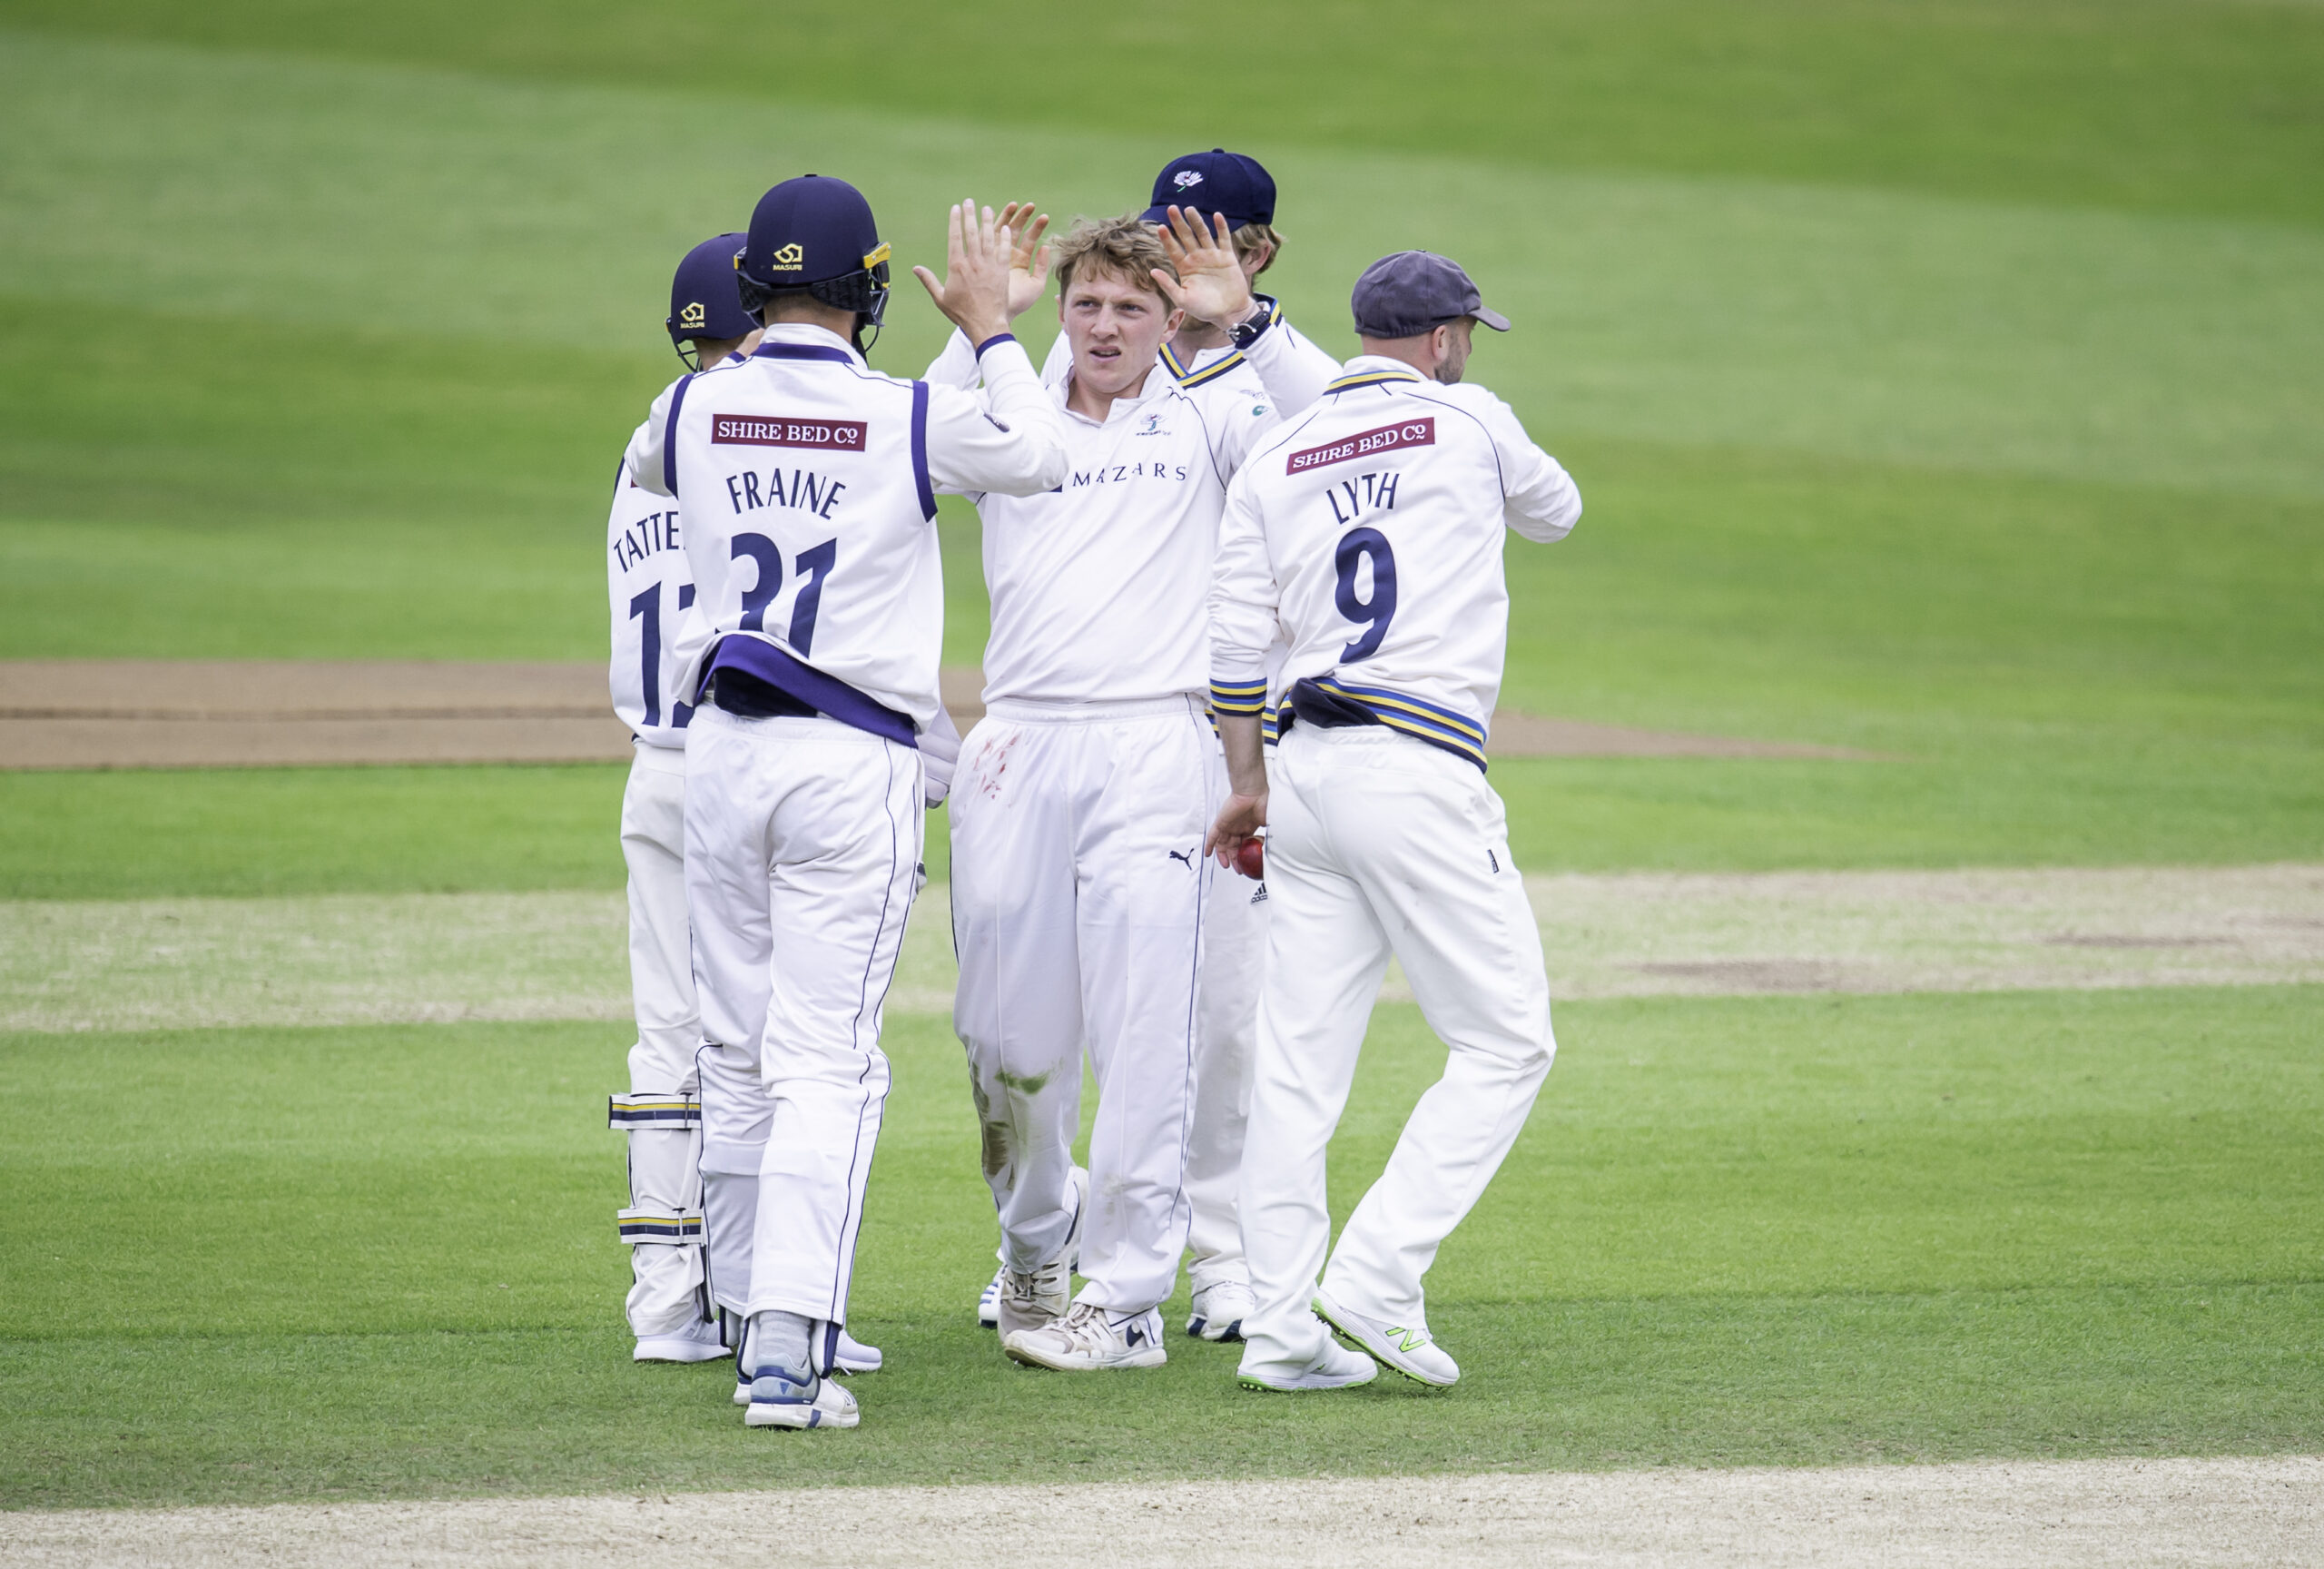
[[1314, 1287, 1460, 1386], [634, 1318, 730, 1364], [1236, 1337, 1379, 1393], [1186, 1281, 1256, 1343], [975, 1163, 1088, 1328], [1003, 1301, 1167, 1372], [733, 1327, 882, 1404], [743, 1367, 860, 1430], [734, 1317, 862, 1430]]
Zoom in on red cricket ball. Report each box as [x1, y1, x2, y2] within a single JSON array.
[[1235, 836, 1265, 881]]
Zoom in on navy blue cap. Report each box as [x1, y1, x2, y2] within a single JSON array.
[[1350, 251, 1511, 339], [1141, 149, 1275, 228], [739, 175, 891, 293], [666, 232, 754, 347]]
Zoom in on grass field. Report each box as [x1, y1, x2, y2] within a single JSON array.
[[0, 0, 2319, 1520], [4, 23, 2319, 873], [4, 988, 2318, 1506]]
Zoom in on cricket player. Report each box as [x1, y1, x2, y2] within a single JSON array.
[[967, 155, 1326, 1344], [1205, 252, 1581, 1392], [1136, 152, 1324, 1347], [931, 209, 1337, 1373], [605, 233, 887, 1382], [624, 177, 1068, 1429], [605, 233, 759, 1367]]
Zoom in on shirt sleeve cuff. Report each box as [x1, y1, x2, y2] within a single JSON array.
[[973, 332, 1018, 358], [1208, 676, 1270, 717]]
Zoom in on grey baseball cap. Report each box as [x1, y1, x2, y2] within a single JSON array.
[[1350, 251, 1510, 339]]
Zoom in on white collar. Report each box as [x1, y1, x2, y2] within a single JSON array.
[[1338, 354, 1429, 381], [1057, 357, 1178, 425], [753, 321, 864, 367]]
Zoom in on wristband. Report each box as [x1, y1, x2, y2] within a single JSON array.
[[1227, 297, 1281, 352]]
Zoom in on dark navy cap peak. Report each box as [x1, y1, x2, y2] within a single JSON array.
[[1350, 251, 1510, 339], [1141, 149, 1275, 228], [667, 232, 754, 347]]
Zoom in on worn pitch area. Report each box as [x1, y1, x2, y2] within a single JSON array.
[[5, 863, 2316, 1033], [4, 1457, 2317, 1568]]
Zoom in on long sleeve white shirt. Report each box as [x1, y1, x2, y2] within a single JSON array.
[[929, 312, 1339, 706], [1208, 356, 1580, 765], [625, 323, 1068, 735]]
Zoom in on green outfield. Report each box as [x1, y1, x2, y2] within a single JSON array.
[[1, 0, 2319, 1514], [4, 988, 2319, 1506]]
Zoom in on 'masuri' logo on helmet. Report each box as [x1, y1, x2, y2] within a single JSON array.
[[770, 243, 805, 271], [1173, 170, 1204, 190], [679, 301, 706, 329]]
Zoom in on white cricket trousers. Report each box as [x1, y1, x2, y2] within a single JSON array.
[[1237, 724, 1555, 1383], [685, 706, 921, 1326], [617, 742, 706, 1336], [1187, 739, 1268, 1295], [950, 695, 1213, 1314]]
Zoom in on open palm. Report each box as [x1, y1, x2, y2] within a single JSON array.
[[1151, 205, 1253, 328]]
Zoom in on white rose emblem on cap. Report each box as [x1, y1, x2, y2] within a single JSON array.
[[1174, 170, 1204, 188]]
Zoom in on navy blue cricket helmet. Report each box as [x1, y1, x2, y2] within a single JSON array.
[[735, 175, 892, 350], [666, 232, 754, 369]]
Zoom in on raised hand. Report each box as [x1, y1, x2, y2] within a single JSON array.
[[911, 199, 1017, 346], [996, 202, 1052, 321], [1150, 205, 1255, 330]]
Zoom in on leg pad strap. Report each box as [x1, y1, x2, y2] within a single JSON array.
[[610, 1091, 701, 1131], [617, 1207, 705, 1246]]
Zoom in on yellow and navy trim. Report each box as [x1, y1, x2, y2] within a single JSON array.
[[1324, 366, 1426, 395], [1208, 677, 1269, 717], [1307, 676, 1489, 769], [1261, 701, 1285, 745], [1162, 298, 1282, 388], [1163, 340, 1246, 389], [616, 1207, 705, 1245], [608, 1092, 701, 1131]]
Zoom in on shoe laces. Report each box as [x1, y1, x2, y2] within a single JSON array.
[[1049, 1300, 1124, 1351], [1001, 1259, 1068, 1308]]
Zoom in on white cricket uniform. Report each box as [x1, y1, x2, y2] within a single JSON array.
[[625, 323, 1068, 1331], [602, 439, 707, 1338], [932, 309, 1336, 1316], [1207, 356, 1581, 1382], [1144, 335, 1309, 1299]]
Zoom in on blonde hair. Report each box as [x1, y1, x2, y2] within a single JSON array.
[[1054, 213, 1177, 300], [1233, 222, 1282, 277]]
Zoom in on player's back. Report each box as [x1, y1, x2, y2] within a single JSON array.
[[606, 438, 696, 745], [656, 331, 944, 735], [1218, 360, 1579, 766]]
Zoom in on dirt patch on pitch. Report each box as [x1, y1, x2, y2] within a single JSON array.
[[0, 661, 1862, 768], [1512, 862, 2324, 1001], [0, 661, 634, 768], [2, 1456, 2315, 1567]]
